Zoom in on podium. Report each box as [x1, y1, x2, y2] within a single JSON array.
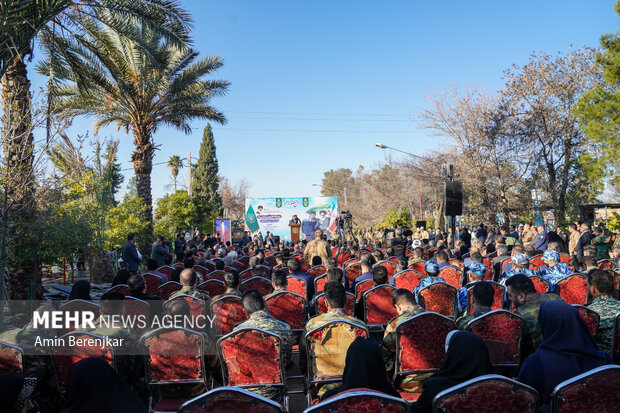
[[289, 223, 301, 243]]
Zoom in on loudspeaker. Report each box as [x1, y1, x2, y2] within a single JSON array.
[[444, 181, 463, 216]]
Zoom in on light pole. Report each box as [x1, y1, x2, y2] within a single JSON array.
[[313, 183, 347, 210]]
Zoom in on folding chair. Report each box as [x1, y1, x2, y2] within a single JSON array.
[[157, 281, 182, 300], [177, 386, 285, 413], [551, 365, 620, 413], [467, 310, 524, 367]]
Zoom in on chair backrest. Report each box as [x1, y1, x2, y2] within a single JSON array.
[[434, 374, 539, 413], [393, 269, 424, 291], [438, 266, 462, 289], [501, 257, 513, 272], [315, 292, 355, 316], [613, 312, 620, 363], [395, 312, 454, 377], [54, 331, 115, 389], [164, 295, 206, 328], [530, 254, 545, 267], [124, 296, 150, 335], [376, 260, 397, 277], [555, 274, 588, 305], [202, 261, 217, 272], [305, 390, 408, 413], [210, 296, 249, 336], [231, 260, 246, 271], [237, 256, 250, 267], [449, 259, 464, 271], [363, 285, 398, 326], [305, 320, 369, 385], [0, 341, 24, 375], [141, 327, 206, 386], [209, 270, 227, 281], [314, 274, 328, 294], [343, 258, 358, 268], [218, 328, 285, 389], [345, 263, 362, 282], [355, 279, 376, 302], [59, 299, 101, 333], [466, 281, 505, 314], [198, 279, 226, 297], [286, 276, 308, 299], [529, 276, 550, 295], [265, 291, 307, 330], [264, 255, 277, 268], [178, 386, 285, 413], [157, 266, 174, 277], [572, 305, 600, 337], [106, 284, 129, 296], [193, 265, 209, 278], [467, 310, 524, 367], [484, 265, 494, 281], [143, 273, 163, 295], [597, 259, 615, 270], [409, 261, 426, 275], [308, 265, 327, 279], [419, 283, 458, 318], [241, 276, 274, 296], [551, 365, 620, 413], [156, 281, 182, 300]]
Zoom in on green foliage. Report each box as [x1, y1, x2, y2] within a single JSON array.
[[381, 208, 412, 228], [192, 124, 222, 211], [607, 213, 620, 230], [153, 190, 209, 241], [105, 196, 150, 250]]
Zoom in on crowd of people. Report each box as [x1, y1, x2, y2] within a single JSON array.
[[0, 219, 619, 412]]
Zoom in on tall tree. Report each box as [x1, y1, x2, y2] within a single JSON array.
[[45, 22, 229, 253], [167, 155, 183, 191], [192, 124, 222, 214], [218, 177, 250, 220]]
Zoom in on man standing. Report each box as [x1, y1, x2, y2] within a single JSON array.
[[151, 236, 169, 268], [574, 223, 593, 259], [390, 228, 408, 261], [304, 229, 332, 266], [534, 224, 549, 251], [122, 233, 141, 274], [475, 223, 487, 244], [587, 270, 620, 353], [567, 223, 580, 256], [289, 214, 301, 225]]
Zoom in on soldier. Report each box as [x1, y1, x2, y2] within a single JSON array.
[[456, 281, 494, 329], [212, 270, 242, 300], [587, 270, 620, 353], [265, 269, 288, 300], [382, 289, 425, 393], [506, 274, 562, 359], [499, 253, 539, 285], [457, 261, 487, 313], [414, 261, 446, 301], [169, 269, 211, 304], [233, 290, 292, 401], [540, 250, 572, 292], [407, 246, 425, 267]]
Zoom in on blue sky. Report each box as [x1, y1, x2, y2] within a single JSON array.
[[28, 0, 619, 202]]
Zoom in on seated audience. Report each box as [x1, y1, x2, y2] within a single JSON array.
[[0, 374, 36, 413], [456, 281, 494, 329], [587, 269, 620, 353], [68, 280, 91, 301]]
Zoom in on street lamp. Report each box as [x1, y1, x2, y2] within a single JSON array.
[[313, 183, 347, 209]]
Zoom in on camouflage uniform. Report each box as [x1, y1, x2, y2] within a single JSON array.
[[264, 288, 288, 301], [212, 288, 242, 301], [540, 263, 573, 292], [592, 231, 613, 260], [499, 268, 540, 285], [169, 285, 211, 304], [414, 276, 446, 302], [456, 305, 492, 330], [515, 292, 563, 358], [233, 309, 293, 402], [407, 257, 425, 267], [587, 295, 620, 353]]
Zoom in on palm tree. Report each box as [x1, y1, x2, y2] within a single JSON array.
[[45, 22, 229, 252], [167, 155, 183, 192]]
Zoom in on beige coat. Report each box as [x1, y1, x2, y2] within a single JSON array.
[[303, 239, 332, 265], [568, 231, 580, 255]]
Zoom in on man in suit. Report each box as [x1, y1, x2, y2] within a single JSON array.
[[574, 223, 593, 259], [122, 233, 141, 274]]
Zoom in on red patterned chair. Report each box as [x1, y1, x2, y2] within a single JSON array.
[[265, 291, 307, 333], [466, 310, 524, 367], [408, 261, 426, 275], [363, 285, 398, 328], [345, 263, 362, 283], [530, 276, 550, 295], [501, 257, 513, 272], [209, 270, 227, 281], [315, 292, 355, 316], [314, 274, 328, 294], [394, 312, 455, 400], [164, 295, 207, 330], [193, 265, 210, 279], [551, 364, 620, 413], [308, 265, 327, 279], [530, 254, 545, 268], [174, 262, 184, 269], [157, 266, 175, 278], [484, 265, 494, 281], [572, 305, 600, 337], [237, 256, 250, 268], [198, 279, 226, 297], [387, 256, 399, 265], [212, 258, 225, 268], [418, 283, 458, 318], [304, 320, 369, 405], [337, 252, 352, 267], [555, 274, 588, 305], [434, 374, 539, 413], [613, 313, 620, 363], [355, 279, 376, 302], [393, 269, 424, 291], [449, 259, 464, 271], [264, 255, 277, 268], [124, 296, 150, 336], [218, 328, 287, 408], [376, 260, 397, 277], [141, 327, 208, 412], [231, 261, 246, 271], [466, 281, 505, 313], [0, 341, 23, 375], [286, 276, 308, 300], [157, 281, 182, 300], [223, 266, 237, 274], [202, 261, 217, 272], [438, 266, 463, 289], [343, 258, 358, 268], [305, 390, 408, 413], [210, 296, 249, 336], [144, 273, 164, 295], [299, 259, 311, 273], [58, 299, 101, 334], [106, 284, 129, 296], [54, 331, 115, 390], [597, 259, 616, 270], [241, 276, 274, 296], [178, 386, 285, 413]]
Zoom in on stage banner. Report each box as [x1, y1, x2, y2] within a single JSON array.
[[245, 197, 338, 241]]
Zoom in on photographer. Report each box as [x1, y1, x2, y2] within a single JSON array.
[[337, 210, 352, 242]]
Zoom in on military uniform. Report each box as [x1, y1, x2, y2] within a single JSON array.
[[382, 305, 425, 371], [407, 257, 425, 267], [540, 263, 572, 292], [499, 268, 540, 285], [515, 292, 563, 358], [169, 285, 211, 303], [233, 309, 293, 402], [212, 288, 242, 301], [592, 231, 613, 260], [456, 305, 492, 330], [587, 295, 620, 353], [414, 276, 446, 302]]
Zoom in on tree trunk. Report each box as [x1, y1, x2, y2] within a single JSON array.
[[131, 129, 154, 255], [87, 249, 114, 284], [0, 48, 40, 300]]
